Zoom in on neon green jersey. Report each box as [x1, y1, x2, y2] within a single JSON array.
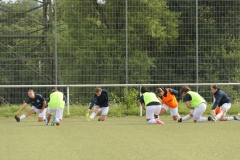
[[48, 91, 65, 109], [187, 91, 205, 108], [143, 92, 160, 106]]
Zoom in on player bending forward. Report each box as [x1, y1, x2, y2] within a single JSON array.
[[86, 87, 109, 121], [178, 86, 209, 123], [140, 86, 164, 125], [15, 89, 47, 123], [45, 89, 66, 126]]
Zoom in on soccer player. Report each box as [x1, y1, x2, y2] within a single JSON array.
[[45, 89, 66, 126], [86, 87, 109, 121], [14, 89, 47, 122], [140, 86, 164, 124], [178, 86, 208, 123], [209, 85, 239, 122], [156, 87, 180, 121]]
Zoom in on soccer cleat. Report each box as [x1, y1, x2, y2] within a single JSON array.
[[208, 116, 213, 121], [98, 118, 101, 121], [14, 115, 20, 122], [44, 118, 49, 125], [86, 113, 90, 121], [209, 115, 217, 122], [51, 121, 55, 126], [178, 118, 182, 123], [233, 115, 240, 120], [156, 119, 164, 124]]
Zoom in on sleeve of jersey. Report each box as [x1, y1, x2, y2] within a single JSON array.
[[211, 94, 222, 110], [89, 95, 97, 110], [169, 88, 178, 95]]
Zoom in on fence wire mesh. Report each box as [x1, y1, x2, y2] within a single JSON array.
[[0, 0, 240, 104]]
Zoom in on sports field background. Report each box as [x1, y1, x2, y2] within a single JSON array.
[[1, 116, 239, 160]]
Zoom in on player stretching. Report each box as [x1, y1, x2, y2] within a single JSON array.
[[86, 87, 109, 121], [140, 86, 164, 124], [209, 85, 239, 122], [178, 86, 208, 123], [14, 89, 47, 122], [156, 87, 180, 121], [45, 89, 66, 126]]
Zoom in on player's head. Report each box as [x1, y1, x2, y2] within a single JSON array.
[[140, 86, 148, 94], [27, 89, 35, 99], [180, 86, 191, 96], [156, 88, 164, 96], [95, 86, 102, 96], [210, 85, 219, 94], [51, 88, 58, 93]]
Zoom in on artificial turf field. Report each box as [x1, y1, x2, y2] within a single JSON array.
[[0, 116, 239, 160]]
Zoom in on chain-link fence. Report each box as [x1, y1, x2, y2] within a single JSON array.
[[0, 0, 240, 104]]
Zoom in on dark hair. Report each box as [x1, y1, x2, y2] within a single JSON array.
[[51, 89, 58, 93], [180, 86, 191, 94], [95, 86, 102, 93], [156, 88, 163, 94], [211, 85, 220, 90], [28, 89, 34, 92], [141, 86, 148, 93]]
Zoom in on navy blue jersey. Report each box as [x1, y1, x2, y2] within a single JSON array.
[[26, 94, 47, 109], [89, 90, 109, 109], [183, 93, 192, 102], [212, 89, 231, 110]]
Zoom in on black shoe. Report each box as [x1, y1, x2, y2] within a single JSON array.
[[178, 118, 182, 123], [98, 118, 101, 121], [208, 116, 212, 121], [14, 115, 20, 122]]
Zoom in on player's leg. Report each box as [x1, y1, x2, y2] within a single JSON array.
[[46, 108, 55, 125], [54, 108, 64, 125], [38, 108, 47, 122], [146, 105, 163, 124], [193, 103, 208, 123], [154, 105, 164, 124], [17, 107, 37, 122], [178, 111, 193, 122], [99, 106, 109, 121], [89, 106, 101, 120], [170, 107, 180, 121]]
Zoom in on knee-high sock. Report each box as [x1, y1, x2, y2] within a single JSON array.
[[182, 114, 191, 121], [90, 112, 96, 119], [215, 112, 223, 120], [20, 114, 26, 121], [196, 117, 208, 123]]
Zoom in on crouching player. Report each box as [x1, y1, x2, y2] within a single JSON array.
[[140, 86, 164, 124], [45, 89, 66, 126]]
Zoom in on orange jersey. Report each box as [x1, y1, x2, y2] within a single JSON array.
[[161, 89, 178, 108]]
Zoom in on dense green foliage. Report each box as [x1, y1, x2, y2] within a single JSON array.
[[1, 0, 240, 104]]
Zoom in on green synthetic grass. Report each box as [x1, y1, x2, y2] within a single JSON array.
[[0, 102, 240, 118], [0, 116, 240, 160]]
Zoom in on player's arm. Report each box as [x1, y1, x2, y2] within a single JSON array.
[[140, 96, 145, 110], [86, 95, 97, 113], [40, 100, 47, 113], [15, 103, 28, 116], [185, 101, 194, 109], [211, 94, 222, 115]]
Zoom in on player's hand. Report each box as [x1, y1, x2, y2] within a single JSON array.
[[86, 109, 91, 113], [211, 110, 216, 117]]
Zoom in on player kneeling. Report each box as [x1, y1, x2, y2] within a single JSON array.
[[45, 89, 66, 126]]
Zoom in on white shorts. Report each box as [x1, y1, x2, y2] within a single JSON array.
[[190, 103, 206, 120], [220, 103, 231, 116], [95, 106, 109, 115], [146, 105, 161, 119], [162, 104, 179, 116], [48, 108, 64, 120], [31, 107, 47, 118]]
